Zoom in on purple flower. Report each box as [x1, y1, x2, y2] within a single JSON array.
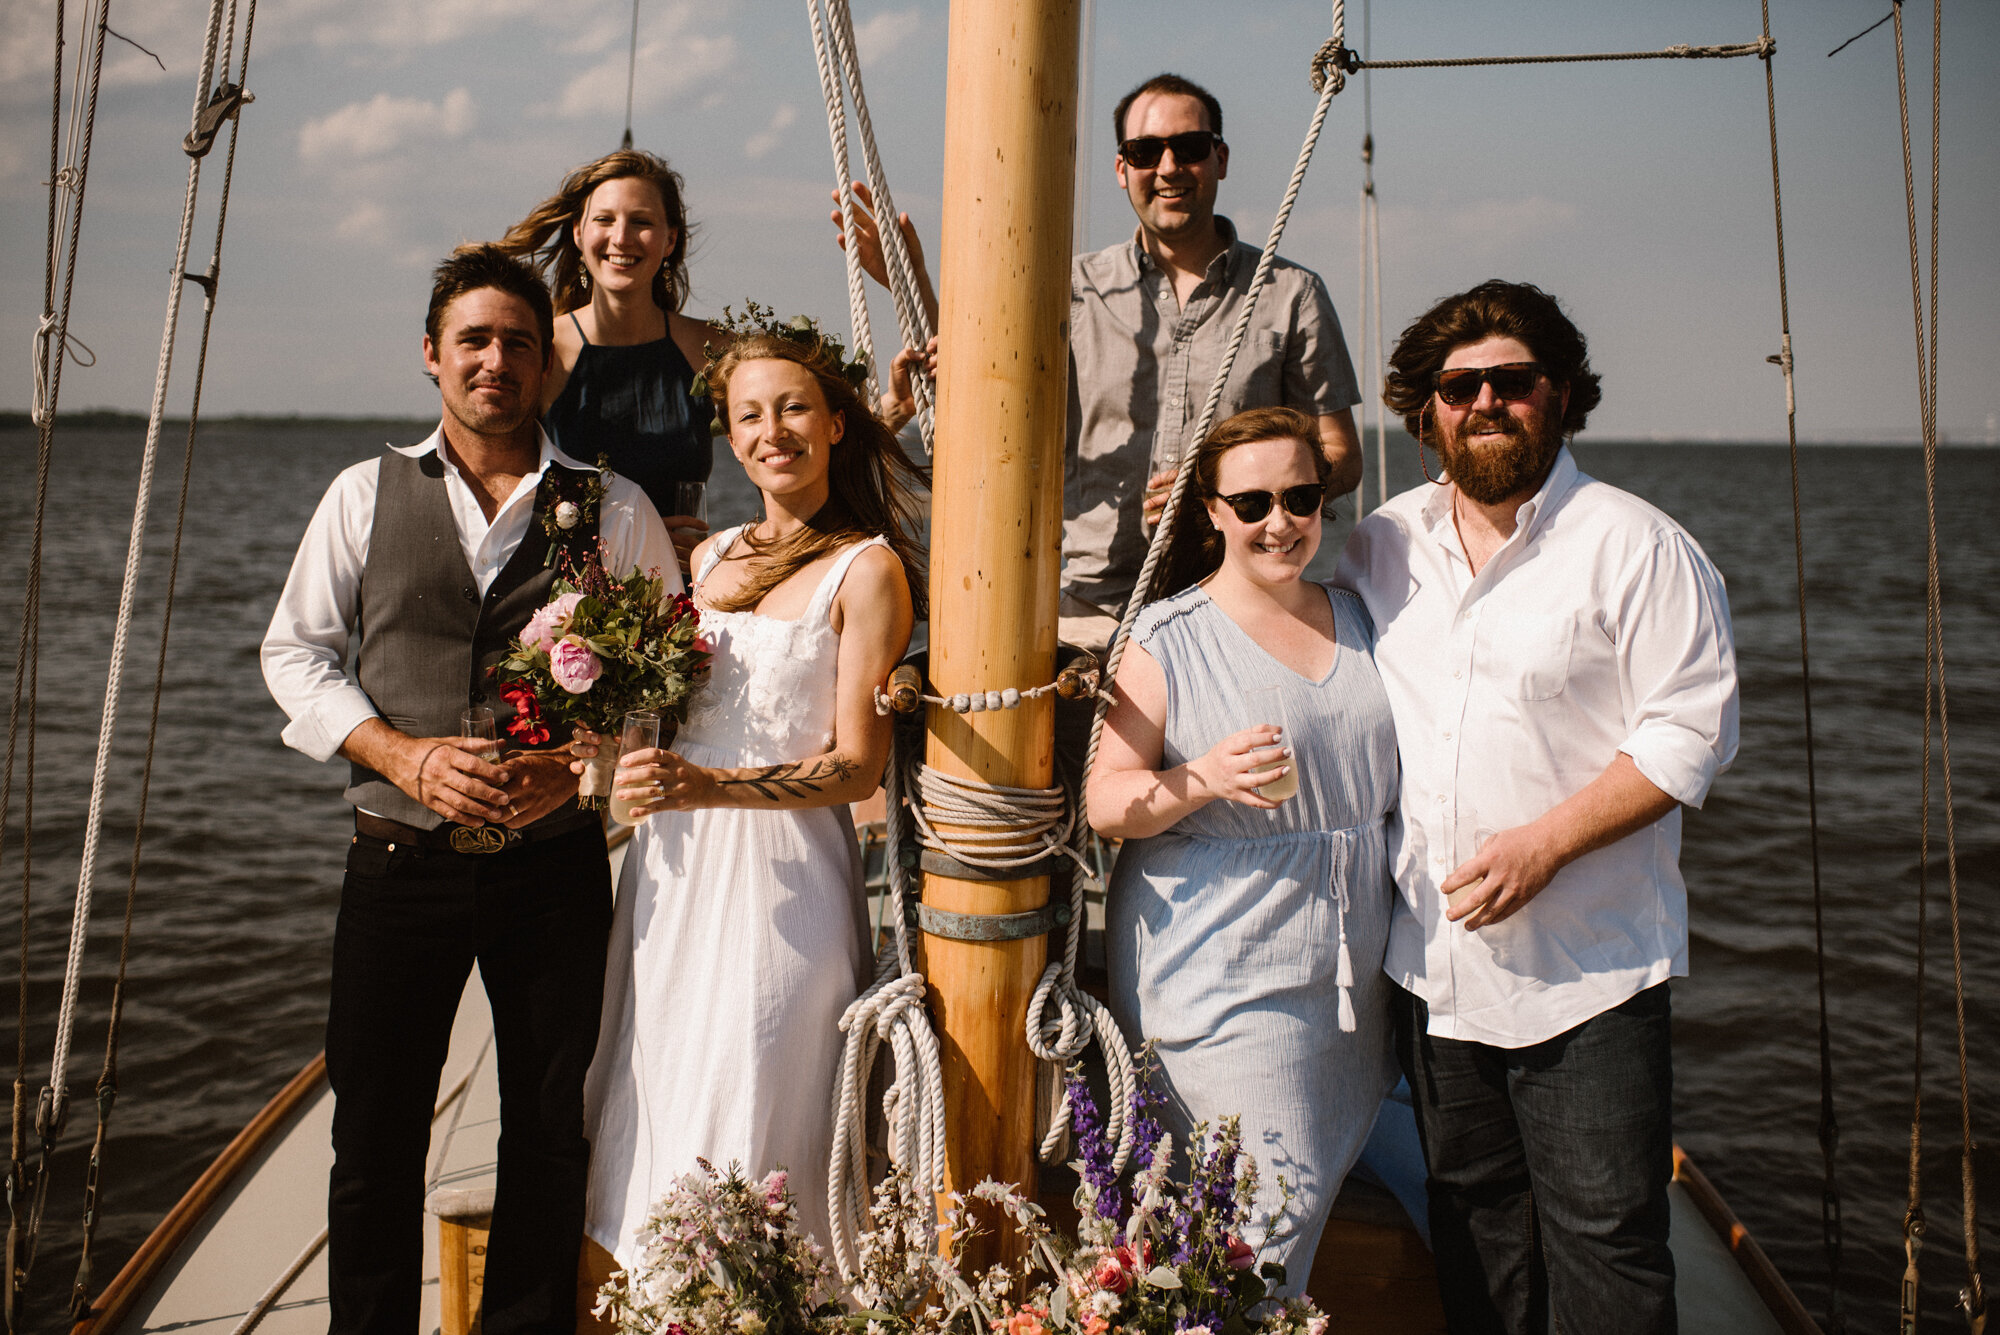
[[1069, 1073, 1126, 1225], [550, 636, 602, 693]]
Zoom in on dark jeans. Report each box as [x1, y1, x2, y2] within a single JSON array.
[[1392, 982, 1676, 1335], [325, 821, 612, 1335]]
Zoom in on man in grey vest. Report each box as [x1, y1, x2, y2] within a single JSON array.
[[262, 245, 675, 1334]]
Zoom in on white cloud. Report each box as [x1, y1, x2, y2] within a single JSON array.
[[298, 87, 475, 164], [336, 199, 389, 242], [745, 103, 798, 160], [301, 0, 554, 52], [551, 1, 737, 120], [852, 7, 921, 67]]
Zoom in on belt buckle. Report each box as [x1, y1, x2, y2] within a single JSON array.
[[449, 824, 515, 855]]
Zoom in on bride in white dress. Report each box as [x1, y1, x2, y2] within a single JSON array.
[[581, 329, 924, 1275]]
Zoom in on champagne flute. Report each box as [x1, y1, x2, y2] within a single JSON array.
[[460, 705, 501, 763], [1244, 685, 1297, 803], [610, 710, 662, 827], [668, 480, 708, 526]]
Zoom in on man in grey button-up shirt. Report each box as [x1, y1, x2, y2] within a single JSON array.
[[836, 73, 1363, 653], [1063, 72, 1362, 649]]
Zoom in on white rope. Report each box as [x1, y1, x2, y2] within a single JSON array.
[[805, 0, 936, 451], [825, 720, 945, 1278], [47, 0, 234, 1115]]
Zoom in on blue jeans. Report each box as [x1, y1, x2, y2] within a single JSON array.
[[1392, 983, 1675, 1335]]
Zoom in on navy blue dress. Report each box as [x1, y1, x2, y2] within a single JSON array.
[[543, 312, 715, 518]]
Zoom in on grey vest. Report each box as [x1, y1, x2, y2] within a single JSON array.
[[345, 448, 600, 828]]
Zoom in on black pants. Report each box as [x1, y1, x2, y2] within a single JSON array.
[[1393, 983, 1676, 1335], [325, 822, 612, 1335]]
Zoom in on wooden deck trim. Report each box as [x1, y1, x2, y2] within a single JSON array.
[[70, 1051, 329, 1335], [1673, 1144, 1822, 1335]]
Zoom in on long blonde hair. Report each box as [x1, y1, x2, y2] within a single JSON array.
[[704, 332, 929, 619], [497, 150, 692, 315]]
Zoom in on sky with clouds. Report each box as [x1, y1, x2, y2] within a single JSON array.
[[1, 0, 1994, 442]]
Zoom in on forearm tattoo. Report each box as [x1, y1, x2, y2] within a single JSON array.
[[716, 756, 860, 802]]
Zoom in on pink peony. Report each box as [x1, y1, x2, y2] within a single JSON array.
[[1224, 1235, 1256, 1271], [550, 636, 602, 693], [522, 591, 585, 654]]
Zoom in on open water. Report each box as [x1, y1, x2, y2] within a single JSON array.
[[2, 426, 1996, 1331]]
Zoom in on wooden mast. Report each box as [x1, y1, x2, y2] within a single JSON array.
[[922, 0, 1082, 1248]]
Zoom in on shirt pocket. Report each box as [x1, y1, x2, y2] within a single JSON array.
[[1230, 330, 1289, 406], [1483, 610, 1574, 701]]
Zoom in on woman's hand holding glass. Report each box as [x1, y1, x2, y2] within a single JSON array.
[[1186, 724, 1292, 811], [613, 747, 715, 818]]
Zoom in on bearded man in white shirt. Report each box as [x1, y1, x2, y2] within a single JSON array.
[[1335, 280, 1738, 1335], [262, 245, 675, 1335]]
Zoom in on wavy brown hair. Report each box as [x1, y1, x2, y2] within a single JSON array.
[[497, 150, 692, 316], [1383, 279, 1602, 438], [1155, 405, 1327, 596], [703, 332, 929, 619]]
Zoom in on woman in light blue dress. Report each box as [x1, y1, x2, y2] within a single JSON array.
[[1087, 406, 1399, 1287]]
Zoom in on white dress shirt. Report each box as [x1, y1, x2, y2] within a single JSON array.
[[1335, 447, 1738, 1047], [261, 426, 680, 764]]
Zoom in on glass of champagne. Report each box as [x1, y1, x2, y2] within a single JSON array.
[[610, 710, 662, 827], [668, 480, 708, 525], [1244, 685, 1297, 803], [460, 705, 501, 763]]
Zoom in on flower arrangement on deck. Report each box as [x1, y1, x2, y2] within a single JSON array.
[[598, 1055, 1325, 1335], [494, 546, 710, 807]]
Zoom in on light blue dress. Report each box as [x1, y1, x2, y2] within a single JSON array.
[[1106, 582, 1399, 1286]]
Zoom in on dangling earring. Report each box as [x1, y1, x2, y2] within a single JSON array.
[[1417, 400, 1445, 486]]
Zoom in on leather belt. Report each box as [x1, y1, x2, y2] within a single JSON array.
[[353, 809, 595, 856]]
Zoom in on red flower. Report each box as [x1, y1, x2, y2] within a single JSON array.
[[501, 684, 552, 746], [1093, 1255, 1130, 1295]]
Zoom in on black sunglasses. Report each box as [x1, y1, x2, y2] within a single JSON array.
[[1208, 483, 1325, 524], [1118, 131, 1223, 170], [1433, 362, 1547, 408]]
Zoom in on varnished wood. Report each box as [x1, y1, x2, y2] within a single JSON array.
[[922, 0, 1082, 1262], [1674, 1144, 1823, 1335], [70, 1052, 329, 1335], [438, 1213, 492, 1335], [578, 1236, 620, 1334]]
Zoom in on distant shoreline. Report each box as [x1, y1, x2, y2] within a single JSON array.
[[0, 410, 437, 433], [0, 410, 1992, 447]]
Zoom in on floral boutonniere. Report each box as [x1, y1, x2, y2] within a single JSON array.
[[539, 454, 612, 566]]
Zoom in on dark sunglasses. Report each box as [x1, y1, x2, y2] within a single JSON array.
[[1433, 362, 1547, 408], [1118, 131, 1223, 170], [1209, 483, 1325, 524]]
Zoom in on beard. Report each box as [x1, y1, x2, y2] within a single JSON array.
[[1435, 406, 1564, 506]]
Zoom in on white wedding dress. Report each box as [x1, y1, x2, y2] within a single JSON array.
[[583, 529, 878, 1264]]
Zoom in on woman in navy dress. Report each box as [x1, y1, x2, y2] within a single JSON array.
[[501, 150, 720, 575]]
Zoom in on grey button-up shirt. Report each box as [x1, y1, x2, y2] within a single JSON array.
[[1062, 216, 1360, 618]]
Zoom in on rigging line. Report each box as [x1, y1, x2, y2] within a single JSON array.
[[101, 25, 163, 70], [1829, 8, 1896, 59], [1345, 38, 1775, 73], [8, 1, 111, 1322], [46, 0, 233, 1138], [1899, 1, 1984, 1324], [67, 0, 258, 1315], [1754, 3, 1843, 1330], [620, 0, 638, 151]]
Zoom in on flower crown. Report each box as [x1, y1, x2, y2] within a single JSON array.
[[690, 300, 872, 404]]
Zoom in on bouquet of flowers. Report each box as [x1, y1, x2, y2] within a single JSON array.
[[600, 1052, 1326, 1335], [596, 1160, 841, 1335], [494, 547, 710, 808]]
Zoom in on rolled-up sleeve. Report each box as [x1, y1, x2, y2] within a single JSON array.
[[1286, 272, 1361, 415], [260, 463, 380, 763], [1614, 531, 1739, 808]]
